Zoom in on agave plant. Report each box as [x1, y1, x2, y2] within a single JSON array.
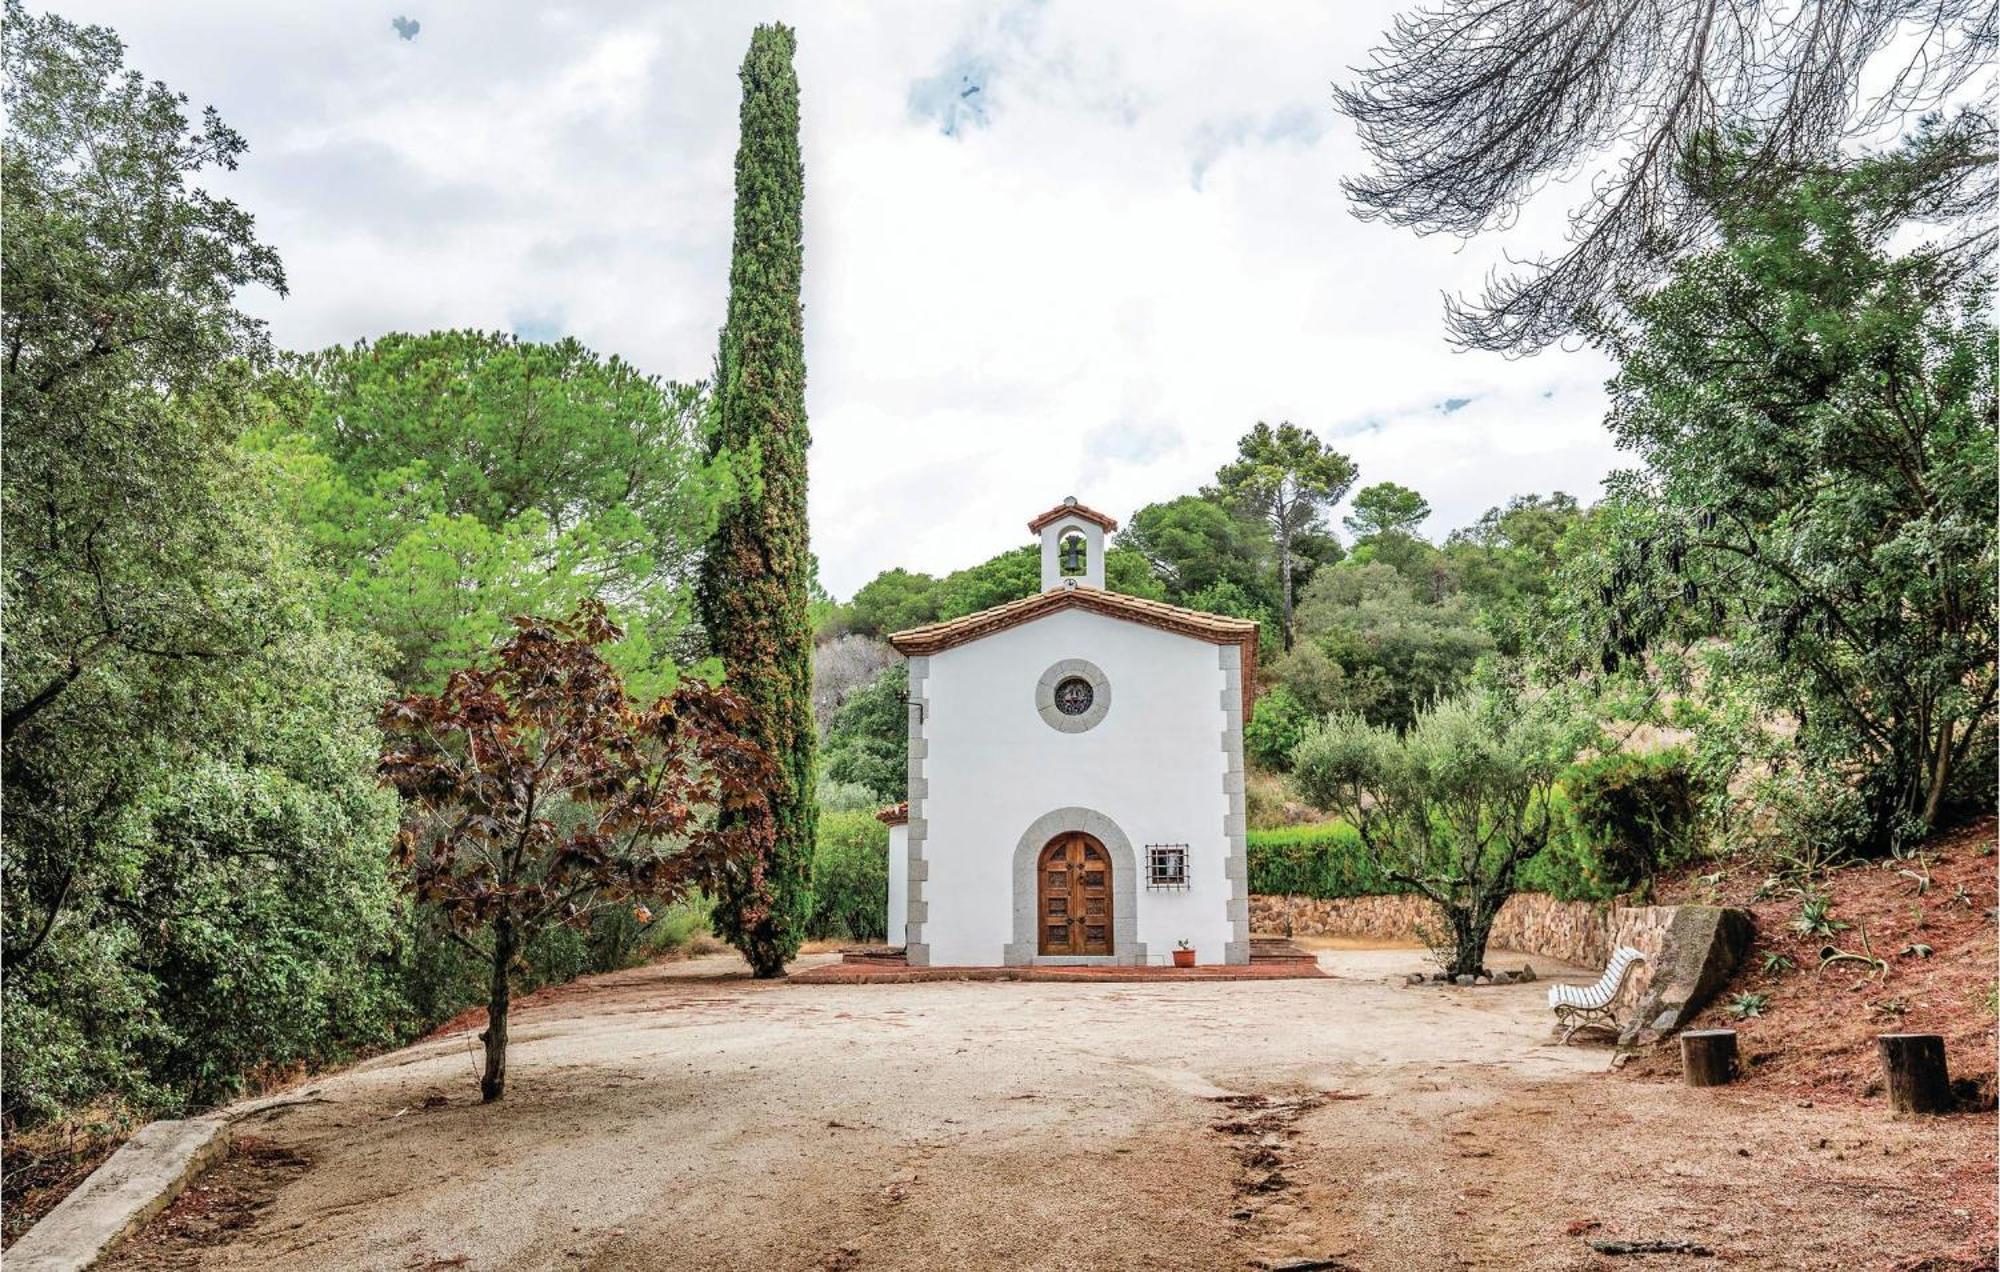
[[1790, 893, 1848, 939], [1726, 992, 1769, 1019]]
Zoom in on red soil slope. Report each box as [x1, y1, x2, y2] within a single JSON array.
[[1629, 816, 1997, 1107]]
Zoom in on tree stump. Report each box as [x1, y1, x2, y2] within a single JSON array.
[[1877, 1034, 1950, 1115], [1680, 1029, 1737, 1087]]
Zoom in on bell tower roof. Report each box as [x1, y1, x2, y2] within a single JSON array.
[[1032, 496, 1112, 591], [1026, 497, 1119, 535]]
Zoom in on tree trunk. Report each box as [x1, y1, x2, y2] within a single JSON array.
[[1445, 903, 1494, 978], [1680, 1030, 1738, 1087], [481, 919, 516, 1103], [1877, 1033, 1950, 1115], [743, 930, 791, 980], [1919, 722, 1953, 829], [1276, 522, 1295, 650]]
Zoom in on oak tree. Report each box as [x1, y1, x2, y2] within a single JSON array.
[[1575, 148, 1996, 850], [2, 0, 287, 745]]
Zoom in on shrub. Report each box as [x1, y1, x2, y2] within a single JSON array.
[[1512, 748, 1709, 903], [3, 629, 412, 1125], [1514, 804, 1615, 901], [807, 810, 889, 942], [1244, 684, 1314, 771], [581, 895, 716, 972], [1557, 748, 1707, 893], [1246, 823, 1404, 898], [1244, 769, 1294, 830], [640, 897, 717, 958], [390, 895, 719, 1043], [816, 774, 890, 813]]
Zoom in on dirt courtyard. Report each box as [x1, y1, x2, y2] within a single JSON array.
[[107, 949, 1994, 1271]]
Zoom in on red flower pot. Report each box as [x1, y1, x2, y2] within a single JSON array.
[[1172, 949, 1196, 968]]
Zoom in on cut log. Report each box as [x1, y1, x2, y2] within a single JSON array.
[[1588, 1238, 1713, 1256], [1876, 1033, 1950, 1115], [1679, 1029, 1737, 1087]]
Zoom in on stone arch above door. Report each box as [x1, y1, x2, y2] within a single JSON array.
[[1004, 807, 1142, 966]]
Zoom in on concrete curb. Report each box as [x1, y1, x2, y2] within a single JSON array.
[[6, 1117, 231, 1271]]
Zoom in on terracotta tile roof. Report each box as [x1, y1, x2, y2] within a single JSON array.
[[887, 587, 1260, 713], [875, 802, 909, 826], [1027, 500, 1119, 534]]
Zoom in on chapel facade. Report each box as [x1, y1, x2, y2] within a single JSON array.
[[878, 497, 1258, 966]]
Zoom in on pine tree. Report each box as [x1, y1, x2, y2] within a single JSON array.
[[697, 24, 816, 977]]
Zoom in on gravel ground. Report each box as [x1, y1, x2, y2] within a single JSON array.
[[102, 949, 1995, 1271]]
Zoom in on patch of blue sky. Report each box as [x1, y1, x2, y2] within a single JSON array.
[[908, 53, 993, 137], [1086, 420, 1183, 466], [1327, 416, 1387, 439], [510, 314, 565, 344], [1189, 104, 1329, 189]]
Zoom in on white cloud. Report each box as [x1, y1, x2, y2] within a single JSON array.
[[53, 0, 1626, 596]]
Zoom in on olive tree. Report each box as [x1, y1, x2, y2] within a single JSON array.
[[1291, 694, 1593, 977]]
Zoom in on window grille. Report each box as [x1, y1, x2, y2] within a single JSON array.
[[1146, 844, 1189, 891]]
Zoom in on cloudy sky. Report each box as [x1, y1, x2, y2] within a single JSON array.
[[53, 1, 1627, 597]]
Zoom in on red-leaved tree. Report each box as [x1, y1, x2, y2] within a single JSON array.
[[378, 602, 775, 1102]]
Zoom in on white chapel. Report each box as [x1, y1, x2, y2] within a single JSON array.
[[877, 497, 1259, 967]]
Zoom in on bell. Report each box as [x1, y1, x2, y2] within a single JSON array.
[[1060, 536, 1086, 574]]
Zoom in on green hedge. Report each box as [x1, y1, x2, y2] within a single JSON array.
[[1246, 822, 1409, 898], [1248, 818, 1600, 904]]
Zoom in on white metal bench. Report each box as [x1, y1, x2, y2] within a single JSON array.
[[1549, 946, 1647, 1044]]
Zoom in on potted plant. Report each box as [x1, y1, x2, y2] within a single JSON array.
[[1172, 939, 1196, 968]]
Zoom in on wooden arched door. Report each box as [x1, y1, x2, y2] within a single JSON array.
[[1038, 833, 1113, 956]]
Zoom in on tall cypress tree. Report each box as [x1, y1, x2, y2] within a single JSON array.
[[697, 24, 815, 977]]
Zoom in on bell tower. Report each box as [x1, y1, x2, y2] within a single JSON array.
[[1028, 496, 1118, 592]]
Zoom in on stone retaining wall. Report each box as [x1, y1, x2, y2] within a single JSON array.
[[1250, 891, 1682, 1005]]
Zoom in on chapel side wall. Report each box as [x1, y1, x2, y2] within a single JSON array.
[[885, 823, 908, 948], [917, 609, 1235, 966]]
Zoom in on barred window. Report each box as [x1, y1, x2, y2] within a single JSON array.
[[1146, 844, 1189, 891]]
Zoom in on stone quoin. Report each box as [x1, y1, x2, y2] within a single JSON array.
[[882, 497, 1259, 967]]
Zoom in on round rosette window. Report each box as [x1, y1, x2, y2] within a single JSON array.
[[1053, 676, 1094, 716], [1036, 659, 1110, 733]]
